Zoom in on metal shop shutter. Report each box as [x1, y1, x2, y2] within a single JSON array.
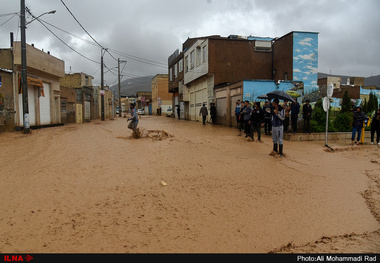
[[39, 82, 51, 125], [84, 101, 91, 121], [216, 97, 226, 125]]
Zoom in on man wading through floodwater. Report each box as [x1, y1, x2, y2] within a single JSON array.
[[127, 103, 139, 138]]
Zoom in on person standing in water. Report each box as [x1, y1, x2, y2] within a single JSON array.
[[128, 103, 139, 137]]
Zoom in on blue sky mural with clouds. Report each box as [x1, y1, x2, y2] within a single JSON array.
[[292, 32, 319, 94]]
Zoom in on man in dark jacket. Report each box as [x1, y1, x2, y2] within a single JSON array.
[[199, 104, 208, 125], [302, 100, 312, 133], [210, 103, 216, 125], [290, 101, 300, 133], [351, 106, 365, 145], [249, 102, 264, 141], [263, 100, 273, 135], [242, 100, 252, 138], [371, 108, 380, 145]]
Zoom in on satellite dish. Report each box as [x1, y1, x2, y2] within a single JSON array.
[[323, 97, 330, 112], [327, 83, 334, 98]]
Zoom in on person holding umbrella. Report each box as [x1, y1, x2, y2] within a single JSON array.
[[267, 90, 294, 157], [269, 98, 285, 157]]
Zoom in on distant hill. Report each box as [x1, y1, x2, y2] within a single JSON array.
[[318, 72, 380, 87], [110, 75, 154, 97]]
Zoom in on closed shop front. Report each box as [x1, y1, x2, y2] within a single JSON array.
[[84, 100, 91, 121], [18, 85, 36, 126], [216, 97, 226, 125], [39, 82, 51, 125]]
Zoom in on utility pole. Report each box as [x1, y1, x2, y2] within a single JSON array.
[[20, 0, 30, 134], [101, 48, 105, 121], [118, 58, 121, 117]]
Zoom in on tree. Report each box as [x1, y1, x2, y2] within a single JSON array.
[[310, 99, 336, 132], [341, 90, 351, 113], [367, 92, 374, 113]]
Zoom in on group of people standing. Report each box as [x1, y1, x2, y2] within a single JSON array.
[[235, 98, 313, 157], [351, 105, 380, 145]]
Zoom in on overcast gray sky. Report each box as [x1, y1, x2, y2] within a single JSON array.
[[1, 0, 379, 86]]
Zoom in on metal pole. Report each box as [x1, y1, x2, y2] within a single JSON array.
[[325, 104, 329, 146], [20, 0, 30, 133], [101, 48, 104, 121], [118, 58, 121, 117]]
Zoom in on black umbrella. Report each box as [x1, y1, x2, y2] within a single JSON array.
[[257, 94, 269, 100], [267, 90, 295, 103]]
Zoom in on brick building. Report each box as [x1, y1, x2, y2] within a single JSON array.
[[168, 31, 319, 121]]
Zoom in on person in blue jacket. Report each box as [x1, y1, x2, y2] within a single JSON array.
[[128, 103, 139, 136]]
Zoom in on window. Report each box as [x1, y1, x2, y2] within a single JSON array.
[[202, 45, 207, 63], [196, 47, 201, 67], [174, 63, 178, 78], [185, 56, 189, 72], [169, 66, 173, 81], [190, 51, 195, 69], [179, 59, 183, 73]]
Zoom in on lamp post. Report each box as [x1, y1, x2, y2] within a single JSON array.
[[20, 0, 55, 133]]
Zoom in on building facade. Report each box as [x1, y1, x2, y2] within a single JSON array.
[[0, 42, 64, 132], [60, 73, 95, 123], [151, 74, 171, 115], [168, 31, 319, 122]]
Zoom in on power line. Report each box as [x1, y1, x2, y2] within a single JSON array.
[[60, 0, 103, 49], [0, 12, 18, 27], [26, 8, 100, 64]]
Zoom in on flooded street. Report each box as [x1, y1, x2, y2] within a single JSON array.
[[1, 116, 379, 253]]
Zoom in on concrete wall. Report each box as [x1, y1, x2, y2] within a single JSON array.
[[13, 42, 64, 79], [152, 74, 171, 114]]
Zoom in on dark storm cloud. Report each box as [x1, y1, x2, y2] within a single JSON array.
[[1, 0, 379, 85]]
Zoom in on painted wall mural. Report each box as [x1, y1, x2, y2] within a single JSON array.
[[292, 32, 319, 95]]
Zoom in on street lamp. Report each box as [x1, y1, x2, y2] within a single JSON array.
[[20, 0, 55, 133], [26, 10, 56, 25]]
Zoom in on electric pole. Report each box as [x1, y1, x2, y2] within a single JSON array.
[[20, 0, 30, 134], [101, 48, 105, 121], [118, 58, 121, 117]]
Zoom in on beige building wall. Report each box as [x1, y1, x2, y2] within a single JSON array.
[[152, 74, 171, 114], [12, 42, 65, 127]]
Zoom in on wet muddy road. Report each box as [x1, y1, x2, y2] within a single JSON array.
[[1, 116, 379, 253]]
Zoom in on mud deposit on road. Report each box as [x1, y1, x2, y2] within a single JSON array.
[[0, 116, 379, 253]]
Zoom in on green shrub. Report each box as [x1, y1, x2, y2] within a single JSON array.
[[333, 112, 353, 132], [311, 99, 336, 132]]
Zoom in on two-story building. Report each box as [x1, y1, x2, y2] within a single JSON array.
[[0, 41, 64, 132], [60, 72, 95, 123], [168, 31, 319, 122]]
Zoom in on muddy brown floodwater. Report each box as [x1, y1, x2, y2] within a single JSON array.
[[0, 116, 379, 253]]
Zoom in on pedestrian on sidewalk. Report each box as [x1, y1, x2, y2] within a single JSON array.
[[199, 104, 208, 125], [242, 100, 252, 138], [370, 108, 380, 145], [238, 102, 246, 136], [210, 103, 216, 124], [235, 100, 241, 128], [283, 100, 291, 132], [290, 100, 300, 133], [302, 100, 312, 133], [177, 105, 181, 119], [249, 102, 264, 141], [270, 98, 285, 157], [263, 100, 273, 135], [351, 106, 365, 145]]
